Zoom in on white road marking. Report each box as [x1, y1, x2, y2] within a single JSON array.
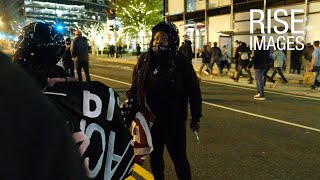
[[203, 101, 320, 133], [90, 74, 132, 86], [202, 80, 320, 101], [91, 63, 133, 71], [90, 73, 320, 133]]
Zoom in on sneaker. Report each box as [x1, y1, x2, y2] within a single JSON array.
[[254, 93, 260, 98], [282, 80, 288, 84], [204, 71, 209, 75], [248, 80, 253, 84], [254, 95, 266, 100]]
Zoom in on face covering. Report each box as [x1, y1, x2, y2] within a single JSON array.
[[152, 46, 171, 56]]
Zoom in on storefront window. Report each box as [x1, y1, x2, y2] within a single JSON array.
[[208, 0, 231, 9], [167, 0, 184, 15], [187, 0, 205, 12]]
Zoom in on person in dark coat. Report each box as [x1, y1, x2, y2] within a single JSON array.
[[248, 36, 270, 100], [136, 43, 141, 59], [62, 37, 74, 77], [181, 34, 193, 61], [71, 29, 91, 81], [124, 21, 202, 180]]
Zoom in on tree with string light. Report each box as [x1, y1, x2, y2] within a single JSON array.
[[114, 0, 163, 51]]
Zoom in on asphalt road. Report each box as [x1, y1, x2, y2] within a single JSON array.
[[89, 59, 320, 180]]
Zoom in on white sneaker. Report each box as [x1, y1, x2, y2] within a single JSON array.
[[254, 93, 260, 98], [254, 95, 266, 100]]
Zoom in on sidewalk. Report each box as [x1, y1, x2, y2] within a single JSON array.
[[91, 55, 320, 99]]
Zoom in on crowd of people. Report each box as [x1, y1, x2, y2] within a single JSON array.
[[195, 37, 320, 100]]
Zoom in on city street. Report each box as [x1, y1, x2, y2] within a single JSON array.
[[89, 57, 320, 179]]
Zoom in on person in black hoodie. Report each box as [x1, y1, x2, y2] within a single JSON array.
[[248, 36, 270, 100], [124, 21, 202, 180]]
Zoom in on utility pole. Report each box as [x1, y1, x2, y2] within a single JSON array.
[[113, 0, 118, 58]]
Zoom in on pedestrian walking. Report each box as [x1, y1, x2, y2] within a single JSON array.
[[269, 45, 288, 83], [199, 45, 211, 76], [291, 43, 303, 74], [136, 43, 141, 59], [310, 40, 320, 90], [302, 43, 314, 72], [210, 42, 222, 76], [181, 34, 193, 61], [123, 21, 202, 180], [219, 45, 230, 75], [230, 42, 253, 83], [62, 37, 74, 77], [234, 40, 243, 75], [248, 36, 270, 100], [118, 45, 123, 58], [71, 29, 91, 81]]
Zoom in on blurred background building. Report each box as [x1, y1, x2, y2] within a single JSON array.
[[0, 0, 111, 37], [164, 0, 320, 57]]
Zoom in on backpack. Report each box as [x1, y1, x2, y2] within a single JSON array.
[[240, 52, 248, 60]]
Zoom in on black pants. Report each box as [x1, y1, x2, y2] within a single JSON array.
[[75, 60, 91, 82], [218, 60, 230, 74], [150, 121, 191, 180], [270, 67, 287, 82]]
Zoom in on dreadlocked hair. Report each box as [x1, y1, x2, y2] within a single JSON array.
[[136, 48, 176, 107]]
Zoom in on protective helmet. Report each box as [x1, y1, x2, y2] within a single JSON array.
[[13, 21, 66, 67], [151, 21, 179, 49]]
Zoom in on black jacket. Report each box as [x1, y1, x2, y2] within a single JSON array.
[[249, 49, 270, 69], [181, 40, 193, 60], [127, 51, 202, 125]]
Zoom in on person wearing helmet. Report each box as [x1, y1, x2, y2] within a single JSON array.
[[13, 21, 71, 89], [124, 21, 202, 180], [71, 29, 91, 82], [13, 21, 134, 180]]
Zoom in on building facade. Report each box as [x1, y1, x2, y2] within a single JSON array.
[[164, 0, 320, 57], [2, 0, 111, 36]]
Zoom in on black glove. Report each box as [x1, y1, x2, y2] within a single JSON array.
[[190, 119, 200, 132], [120, 97, 139, 127]]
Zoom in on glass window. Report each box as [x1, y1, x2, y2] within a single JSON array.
[[187, 0, 205, 12], [168, 0, 184, 15], [208, 0, 231, 9]]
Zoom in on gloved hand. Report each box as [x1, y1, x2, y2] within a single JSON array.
[[120, 97, 139, 127], [190, 120, 200, 132]]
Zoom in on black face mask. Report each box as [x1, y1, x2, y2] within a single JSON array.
[[152, 46, 171, 56]]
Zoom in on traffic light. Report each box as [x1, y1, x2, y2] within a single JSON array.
[[109, 9, 116, 20]]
